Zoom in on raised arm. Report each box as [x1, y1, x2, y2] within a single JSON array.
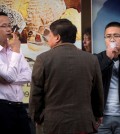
[[12, 54, 32, 85], [0, 33, 21, 82]]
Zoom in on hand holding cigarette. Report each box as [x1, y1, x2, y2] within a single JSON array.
[[7, 32, 21, 53]]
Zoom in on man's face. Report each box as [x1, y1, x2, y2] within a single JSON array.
[[48, 31, 60, 48], [83, 34, 91, 52], [105, 26, 120, 50], [0, 15, 12, 47]]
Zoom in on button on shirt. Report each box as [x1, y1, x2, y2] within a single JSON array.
[[0, 45, 32, 102]]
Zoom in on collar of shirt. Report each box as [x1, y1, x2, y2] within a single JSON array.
[[0, 45, 4, 51], [0, 45, 12, 53], [114, 60, 119, 69]]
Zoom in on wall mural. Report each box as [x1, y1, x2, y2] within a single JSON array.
[[0, 0, 81, 103]]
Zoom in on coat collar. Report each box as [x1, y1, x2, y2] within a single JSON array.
[[51, 43, 76, 49]]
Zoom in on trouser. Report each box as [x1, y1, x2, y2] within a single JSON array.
[[0, 99, 31, 134], [98, 115, 120, 134]]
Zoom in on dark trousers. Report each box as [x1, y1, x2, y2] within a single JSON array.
[[0, 99, 31, 134], [48, 132, 89, 134]]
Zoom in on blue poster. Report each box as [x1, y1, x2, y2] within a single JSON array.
[[92, 0, 120, 53]]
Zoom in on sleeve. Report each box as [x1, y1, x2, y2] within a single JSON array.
[[29, 56, 45, 124], [0, 52, 21, 82], [91, 57, 104, 118], [12, 54, 32, 85]]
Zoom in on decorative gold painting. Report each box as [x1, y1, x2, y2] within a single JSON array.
[[0, 0, 81, 103]]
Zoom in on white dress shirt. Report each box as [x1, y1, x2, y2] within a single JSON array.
[[0, 45, 32, 102]]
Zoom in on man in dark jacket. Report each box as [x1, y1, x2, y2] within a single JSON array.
[[96, 22, 120, 134], [29, 19, 104, 134]]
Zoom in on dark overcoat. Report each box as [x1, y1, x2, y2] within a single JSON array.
[[29, 43, 104, 134]]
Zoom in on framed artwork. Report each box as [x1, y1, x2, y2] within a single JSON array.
[[0, 0, 81, 103]]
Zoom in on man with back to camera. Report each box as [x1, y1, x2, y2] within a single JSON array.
[[95, 22, 120, 134], [29, 18, 104, 134], [0, 12, 32, 134]]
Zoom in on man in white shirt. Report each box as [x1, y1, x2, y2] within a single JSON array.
[[0, 12, 32, 134]]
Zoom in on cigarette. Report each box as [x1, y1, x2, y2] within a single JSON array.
[[13, 27, 17, 32], [110, 42, 117, 48]]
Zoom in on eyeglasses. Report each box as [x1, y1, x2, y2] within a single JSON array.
[[0, 25, 12, 28], [104, 34, 120, 41]]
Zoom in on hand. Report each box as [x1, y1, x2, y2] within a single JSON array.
[[106, 45, 120, 59], [96, 117, 103, 128], [7, 33, 21, 53]]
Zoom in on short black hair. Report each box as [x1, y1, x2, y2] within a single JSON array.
[[105, 22, 120, 31], [0, 12, 8, 16], [50, 19, 77, 43]]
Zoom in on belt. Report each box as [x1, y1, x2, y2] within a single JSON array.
[[0, 99, 23, 106]]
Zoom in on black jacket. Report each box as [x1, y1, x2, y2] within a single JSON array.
[[96, 51, 120, 107]]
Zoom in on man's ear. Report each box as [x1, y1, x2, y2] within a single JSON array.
[[56, 34, 61, 43]]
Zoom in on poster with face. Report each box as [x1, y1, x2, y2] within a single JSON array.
[[0, 0, 81, 103], [92, 0, 120, 53]]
